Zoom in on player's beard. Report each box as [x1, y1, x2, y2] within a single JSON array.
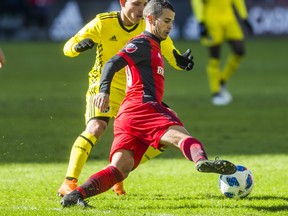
[[154, 28, 168, 41]]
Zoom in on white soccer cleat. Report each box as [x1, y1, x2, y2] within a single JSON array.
[[212, 94, 231, 106], [221, 86, 232, 102], [212, 87, 232, 106]]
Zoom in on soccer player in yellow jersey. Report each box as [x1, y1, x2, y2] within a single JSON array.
[[191, 0, 253, 105], [58, 0, 193, 197]]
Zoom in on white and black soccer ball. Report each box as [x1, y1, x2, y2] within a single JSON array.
[[219, 165, 254, 199]]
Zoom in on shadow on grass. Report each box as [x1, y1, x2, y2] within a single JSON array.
[[250, 205, 288, 212], [249, 195, 288, 202], [91, 193, 288, 212]]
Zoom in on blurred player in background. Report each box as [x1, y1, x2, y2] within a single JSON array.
[[0, 48, 6, 69], [60, 0, 235, 207], [58, 0, 193, 197], [191, 0, 253, 105]]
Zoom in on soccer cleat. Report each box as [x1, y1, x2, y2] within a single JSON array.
[[220, 86, 232, 102], [212, 85, 232, 106], [60, 190, 90, 208], [57, 179, 78, 197], [112, 181, 126, 196], [212, 93, 231, 106], [196, 159, 237, 175]]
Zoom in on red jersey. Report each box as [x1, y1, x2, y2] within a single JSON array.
[[119, 32, 165, 104], [100, 31, 165, 106], [99, 31, 183, 168]]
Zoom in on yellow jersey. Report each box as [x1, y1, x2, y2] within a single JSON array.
[[63, 11, 181, 92]]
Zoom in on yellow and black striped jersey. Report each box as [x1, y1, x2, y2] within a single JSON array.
[[64, 11, 181, 91]]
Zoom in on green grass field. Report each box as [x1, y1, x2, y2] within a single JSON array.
[[0, 37, 287, 215]]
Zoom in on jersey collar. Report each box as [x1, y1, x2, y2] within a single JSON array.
[[117, 12, 140, 33], [143, 31, 161, 44]]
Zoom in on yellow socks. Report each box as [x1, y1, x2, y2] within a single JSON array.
[[207, 55, 242, 95], [221, 54, 242, 83], [66, 131, 97, 180], [206, 58, 221, 94], [139, 146, 166, 164]]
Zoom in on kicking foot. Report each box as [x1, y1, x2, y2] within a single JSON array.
[[60, 190, 91, 208], [196, 159, 236, 175]]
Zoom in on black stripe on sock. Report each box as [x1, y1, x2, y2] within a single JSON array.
[[79, 135, 94, 148]]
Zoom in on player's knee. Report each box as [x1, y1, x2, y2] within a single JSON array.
[[119, 167, 132, 179], [86, 119, 108, 138], [235, 47, 245, 57], [111, 151, 134, 179], [233, 43, 245, 57]]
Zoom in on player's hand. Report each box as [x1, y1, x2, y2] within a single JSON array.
[[199, 22, 208, 37], [94, 92, 110, 113], [243, 19, 254, 35], [173, 49, 194, 71], [74, 38, 95, 52]]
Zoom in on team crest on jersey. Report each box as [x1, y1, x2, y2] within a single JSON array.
[[125, 43, 138, 53]]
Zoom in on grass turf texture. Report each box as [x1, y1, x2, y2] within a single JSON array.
[[0, 37, 287, 215]]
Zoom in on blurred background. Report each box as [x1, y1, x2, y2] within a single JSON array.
[[0, 0, 287, 163], [1, 0, 288, 42]]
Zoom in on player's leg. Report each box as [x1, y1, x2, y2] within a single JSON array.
[[221, 40, 245, 84], [61, 149, 134, 207], [61, 132, 147, 207], [202, 20, 229, 105], [160, 125, 236, 175], [206, 45, 221, 96], [219, 19, 245, 103], [58, 87, 122, 196], [206, 45, 233, 105], [57, 118, 109, 197], [135, 105, 178, 165]]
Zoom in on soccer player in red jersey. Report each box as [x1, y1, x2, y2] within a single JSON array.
[[58, 0, 192, 197], [60, 0, 236, 208]]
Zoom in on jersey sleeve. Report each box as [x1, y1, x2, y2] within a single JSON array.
[[99, 55, 127, 94], [233, 0, 248, 19], [63, 15, 101, 57], [161, 36, 182, 71], [191, 0, 204, 22]]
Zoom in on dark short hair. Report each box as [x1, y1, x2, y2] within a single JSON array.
[[144, 0, 175, 19]]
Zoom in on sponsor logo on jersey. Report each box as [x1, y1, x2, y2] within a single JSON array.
[[109, 35, 118, 41], [125, 43, 138, 53], [157, 66, 164, 76]]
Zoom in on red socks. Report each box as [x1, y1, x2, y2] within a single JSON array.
[[77, 165, 124, 198], [180, 137, 207, 163]]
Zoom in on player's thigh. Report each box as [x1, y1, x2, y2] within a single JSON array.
[[225, 20, 244, 41], [203, 21, 225, 46], [160, 125, 191, 148], [110, 133, 149, 170]]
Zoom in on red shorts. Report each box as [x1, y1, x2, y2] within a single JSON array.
[[109, 101, 183, 169]]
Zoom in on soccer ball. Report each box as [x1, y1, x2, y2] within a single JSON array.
[[219, 165, 254, 199]]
